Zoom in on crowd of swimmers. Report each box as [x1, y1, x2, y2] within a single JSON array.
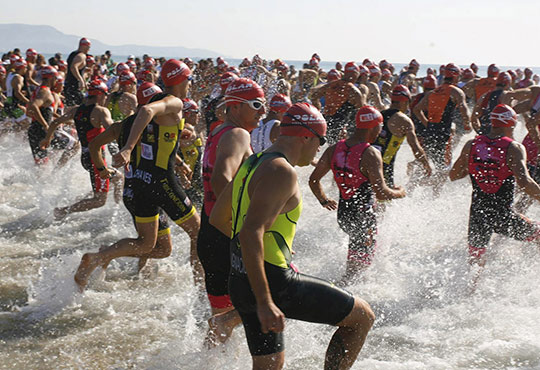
[[3, 37, 540, 369]]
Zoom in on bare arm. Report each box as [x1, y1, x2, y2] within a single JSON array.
[[508, 142, 540, 201], [70, 53, 86, 89], [401, 115, 432, 176], [471, 94, 486, 133], [211, 128, 252, 197], [40, 106, 77, 148], [449, 140, 473, 181], [453, 88, 471, 130], [93, 106, 114, 129], [12, 76, 29, 104], [113, 96, 183, 167], [361, 147, 406, 200], [89, 123, 122, 177], [309, 84, 327, 110], [308, 145, 338, 210], [413, 94, 429, 127], [349, 84, 366, 109], [368, 82, 385, 110], [27, 89, 51, 129]]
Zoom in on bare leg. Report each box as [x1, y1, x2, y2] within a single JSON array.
[[74, 220, 158, 291], [205, 307, 242, 347], [137, 232, 173, 274], [252, 352, 285, 370], [111, 171, 124, 204], [176, 212, 204, 287], [324, 297, 375, 370], [54, 191, 107, 220], [57, 142, 80, 168]]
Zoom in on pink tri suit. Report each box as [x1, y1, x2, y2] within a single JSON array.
[[330, 140, 377, 266], [467, 135, 540, 260]]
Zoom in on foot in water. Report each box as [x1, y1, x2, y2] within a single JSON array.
[[54, 207, 68, 221], [74, 253, 104, 292], [204, 308, 240, 348]]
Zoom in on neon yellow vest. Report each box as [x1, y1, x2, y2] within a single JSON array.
[[231, 152, 302, 268]]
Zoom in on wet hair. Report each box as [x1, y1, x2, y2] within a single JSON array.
[[48, 57, 57, 67]]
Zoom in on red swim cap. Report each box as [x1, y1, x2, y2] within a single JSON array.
[[444, 63, 460, 78], [362, 58, 373, 67], [241, 58, 251, 67], [269, 93, 292, 113], [126, 60, 136, 71], [79, 38, 91, 46], [224, 78, 264, 107], [280, 103, 327, 138], [491, 104, 517, 127], [161, 59, 191, 87], [358, 65, 369, 76], [369, 66, 381, 76], [327, 69, 341, 82], [88, 80, 108, 96], [312, 53, 321, 62], [423, 75, 437, 90], [426, 68, 435, 75], [13, 58, 27, 70], [219, 72, 239, 91], [462, 68, 474, 80], [355, 106, 383, 129], [379, 60, 390, 69], [470, 63, 478, 71], [409, 59, 420, 68], [344, 62, 360, 74], [86, 55, 95, 67], [525, 68, 533, 78], [137, 82, 163, 105], [41, 65, 58, 80], [309, 58, 319, 67], [335, 62, 343, 70], [26, 48, 37, 58], [182, 98, 199, 113], [0, 65, 5, 76], [392, 84, 411, 102], [507, 69, 517, 82], [116, 62, 129, 75], [382, 68, 392, 78], [496, 72, 512, 87], [57, 60, 67, 71], [277, 63, 289, 73], [487, 64, 499, 78], [119, 71, 137, 85]]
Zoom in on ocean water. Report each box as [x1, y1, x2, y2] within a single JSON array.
[[1, 119, 540, 369]]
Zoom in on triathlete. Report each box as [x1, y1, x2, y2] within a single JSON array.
[[310, 62, 365, 144], [450, 104, 540, 283], [250, 93, 292, 153], [82, 82, 173, 274], [3, 58, 29, 122], [75, 59, 202, 291], [41, 80, 120, 219], [366, 65, 386, 110], [199, 78, 265, 345], [105, 70, 137, 122], [463, 64, 499, 104], [210, 102, 375, 369], [413, 63, 471, 191], [26, 66, 58, 164], [373, 85, 432, 187], [310, 105, 407, 279], [64, 38, 90, 106]]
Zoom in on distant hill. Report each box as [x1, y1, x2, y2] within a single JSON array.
[[0, 23, 222, 59]]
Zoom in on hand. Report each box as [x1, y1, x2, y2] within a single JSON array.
[[176, 161, 193, 181], [39, 138, 51, 149], [338, 126, 348, 140], [257, 301, 285, 334], [393, 185, 406, 198], [112, 149, 131, 170], [320, 198, 338, 211], [422, 160, 433, 177], [98, 167, 116, 180]]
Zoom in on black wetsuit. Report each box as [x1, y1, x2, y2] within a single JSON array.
[[65, 50, 85, 106]]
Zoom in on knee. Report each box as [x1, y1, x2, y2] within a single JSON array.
[[95, 193, 108, 206], [347, 298, 375, 331]]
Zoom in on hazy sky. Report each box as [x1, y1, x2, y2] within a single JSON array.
[[3, 0, 539, 65]]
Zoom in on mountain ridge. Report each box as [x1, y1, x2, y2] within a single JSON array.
[[0, 23, 222, 59]]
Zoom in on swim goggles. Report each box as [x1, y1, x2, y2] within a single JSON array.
[[224, 96, 265, 110]]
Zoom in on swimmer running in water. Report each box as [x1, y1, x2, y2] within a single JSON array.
[[210, 102, 375, 370]]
